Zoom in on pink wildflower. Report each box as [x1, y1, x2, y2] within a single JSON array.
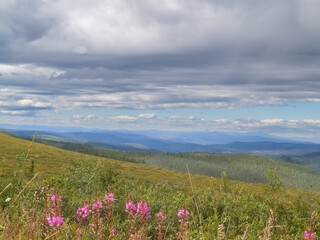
[[305, 229, 316, 240], [105, 193, 115, 202], [178, 209, 190, 218], [92, 200, 103, 211], [46, 216, 55, 227], [157, 210, 166, 221], [125, 200, 137, 215], [46, 216, 64, 227], [46, 192, 64, 228], [76, 204, 92, 219], [105, 193, 115, 221], [177, 208, 190, 239], [137, 200, 151, 220], [55, 216, 64, 226], [51, 195, 61, 202], [178, 208, 190, 226]]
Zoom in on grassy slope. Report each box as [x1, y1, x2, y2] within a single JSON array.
[[26, 137, 320, 192], [0, 133, 234, 191], [1, 133, 319, 197], [2, 133, 320, 239]]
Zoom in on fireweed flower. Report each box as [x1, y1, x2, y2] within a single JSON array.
[[46, 215, 64, 227], [125, 200, 137, 215], [47, 193, 64, 227], [157, 210, 166, 221], [305, 229, 316, 240], [92, 200, 103, 211], [136, 201, 151, 220], [51, 195, 61, 202], [47, 215, 64, 227], [76, 204, 92, 220], [105, 193, 115, 202], [178, 208, 190, 226], [105, 192, 115, 221], [177, 208, 190, 240], [46, 216, 55, 227]]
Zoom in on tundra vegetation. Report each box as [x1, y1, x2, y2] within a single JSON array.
[[0, 133, 319, 239]]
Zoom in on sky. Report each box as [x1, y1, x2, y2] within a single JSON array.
[[1, 0, 320, 141]]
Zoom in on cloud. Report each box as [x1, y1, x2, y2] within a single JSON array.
[[112, 114, 156, 122], [0, 110, 33, 116], [0, 91, 53, 115], [137, 113, 156, 119], [0, 0, 320, 117], [113, 115, 138, 121]]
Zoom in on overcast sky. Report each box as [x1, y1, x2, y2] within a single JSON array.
[[1, 0, 320, 141]]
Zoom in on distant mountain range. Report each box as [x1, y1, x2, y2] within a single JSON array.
[[1, 124, 319, 156]]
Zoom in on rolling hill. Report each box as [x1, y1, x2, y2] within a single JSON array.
[[1, 132, 320, 192], [1, 132, 320, 239]]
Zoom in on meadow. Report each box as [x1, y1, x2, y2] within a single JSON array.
[[0, 133, 319, 239], [33, 138, 320, 192]]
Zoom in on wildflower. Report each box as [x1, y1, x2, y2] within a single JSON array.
[[47, 216, 55, 227], [46, 191, 64, 228], [76, 204, 92, 220], [105, 192, 115, 221], [125, 200, 137, 215], [157, 210, 166, 221], [136, 200, 150, 220], [105, 193, 115, 202], [51, 195, 61, 202], [5, 197, 11, 203], [55, 216, 64, 226], [46, 216, 64, 227], [178, 208, 190, 226], [177, 208, 190, 240], [305, 229, 316, 240], [92, 200, 103, 211]]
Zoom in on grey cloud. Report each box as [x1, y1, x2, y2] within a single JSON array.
[[2, 62, 320, 110], [1, 0, 320, 110], [1, 0, 320, 64]]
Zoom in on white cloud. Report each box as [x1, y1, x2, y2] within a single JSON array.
[[0, 110, 31, 115], [113, 115, 138, 121], [137, 113, 156, 119]]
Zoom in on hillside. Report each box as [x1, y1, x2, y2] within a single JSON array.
[[1, 133, 320, 239], [22, 137, 320, 192], [0, 133, 217, 190], [1, 133, 320, 193], [279, 152, 320, 172]]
